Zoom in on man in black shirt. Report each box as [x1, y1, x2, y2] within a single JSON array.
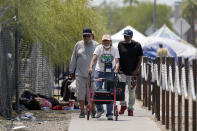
[[118, 29, 143, 116]]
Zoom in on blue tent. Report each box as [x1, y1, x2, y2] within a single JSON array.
[[143, 42, 178, 63]]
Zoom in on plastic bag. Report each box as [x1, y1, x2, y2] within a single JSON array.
[[68, 80, 77, 93]]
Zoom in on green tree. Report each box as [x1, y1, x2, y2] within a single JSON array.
[[0, 0, 106, 65], [182, 0, 197, 45], [95, 2, 172, 35], [123, 0, 138, 6]]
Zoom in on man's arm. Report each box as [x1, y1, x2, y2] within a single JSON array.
[[69, 45, 78, 79], [114, 58, 119, 73], [132, 56, 142, 75], [88, 54, 97, 74]]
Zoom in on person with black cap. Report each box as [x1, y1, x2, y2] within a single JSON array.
[[69, 27, 99, 118], [118, 29, 143, 116]]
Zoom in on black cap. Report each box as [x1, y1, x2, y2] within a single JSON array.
[[83, 27, 92, 35], [123, 29, 133, 37]]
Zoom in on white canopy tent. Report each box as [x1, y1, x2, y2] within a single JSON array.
[[150, 24, 181, 41], [111, 25, 197, 59], [111, 25, 146, 47], [150, 24, 195, 47]]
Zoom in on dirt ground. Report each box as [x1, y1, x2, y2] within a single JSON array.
[[0, 110, 74, 131]]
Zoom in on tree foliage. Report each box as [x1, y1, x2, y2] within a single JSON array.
[[182, 0, 197, 45], [182, 0, 197, 19], [0, 0, 107, 65], [95, 2, 172, 35], [123, 0, 138, 6]]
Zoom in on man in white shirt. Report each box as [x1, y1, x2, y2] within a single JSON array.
[[89, 34, 119, 120]]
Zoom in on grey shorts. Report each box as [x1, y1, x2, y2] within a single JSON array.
[[76, 76, 95, 101]]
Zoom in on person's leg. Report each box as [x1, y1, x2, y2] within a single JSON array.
[[119, 74, 128, 114], [106, 102, 113, 116], [79, 100, 85, 112], [120, 74, 127, 106], [94, 71, 104, 118], [127, 76, 136, 116], [105, 72, 114, 119], [76, 76, 86, 118]]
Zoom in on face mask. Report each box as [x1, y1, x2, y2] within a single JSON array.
[[103, 45, 111, 49]]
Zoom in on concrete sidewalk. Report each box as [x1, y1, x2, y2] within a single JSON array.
[[68, 102, 162, 131]]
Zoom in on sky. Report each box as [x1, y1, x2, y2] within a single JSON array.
[[91, 0, 182, 7]]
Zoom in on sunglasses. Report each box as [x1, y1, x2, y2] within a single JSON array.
[[83, 35, 91, 38]]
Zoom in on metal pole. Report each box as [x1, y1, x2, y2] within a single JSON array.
[[15, 2, 20, 113], [153, 0, 157, 32]]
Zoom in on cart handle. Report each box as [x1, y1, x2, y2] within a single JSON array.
[[89, 72, 91, 87]]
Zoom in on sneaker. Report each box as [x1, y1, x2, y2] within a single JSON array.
[[91, 110, 96, 118], [79, 113, 85, 118], [95, 110, 104, 118], [119, 106, 127, 115], [128, 109, 133, 116], [107, 115, 113, 120]]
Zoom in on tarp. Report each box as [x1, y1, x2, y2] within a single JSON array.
[[144, 37, 197, 59], [111, 25, 146, 47], [143, 42, 178, 63]]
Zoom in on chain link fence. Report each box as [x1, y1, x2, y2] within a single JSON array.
[[0, 26, 54, 118], [0, 27, 13, 118], [18, 41, 54, 97]]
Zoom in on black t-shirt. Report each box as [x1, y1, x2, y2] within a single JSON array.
[[118, 40, 143, 75]]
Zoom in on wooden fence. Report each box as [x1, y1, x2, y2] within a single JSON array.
[[136, 57, 197, 131]]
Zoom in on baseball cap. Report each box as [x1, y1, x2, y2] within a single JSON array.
[[102, 34, 111, 41], [123, 29, 133, 37], [82, 27, 92, 35]]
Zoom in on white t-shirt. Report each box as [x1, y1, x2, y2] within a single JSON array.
[[93, 45, 120, 72]]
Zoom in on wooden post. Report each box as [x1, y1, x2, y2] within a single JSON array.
[[192, 60, 197, 131], [156, 57, 160, 121], [143, 57, 148, 107], [148, 59, 151, 110], [166, 57, 170, 129], [136, 68, 141, 100], [171, 58, 175, 131], [162, 57, 166, 125], [178, 57, 182, 131], [184, 58, 189, 131]]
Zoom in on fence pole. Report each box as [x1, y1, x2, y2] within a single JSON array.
[[156, 57, 160, 121], [152, 79, 156, 115], [166, 57, 170, 129], [192, 60, 197, 131], [136, 68, 141, 100], [162, 57, 166, 125], [143, 57, 148, 107], [184, 58, 189, 131], [171, 58, 175, 131], [148, 59, 151, 110], [178, 57, 182, 131]]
